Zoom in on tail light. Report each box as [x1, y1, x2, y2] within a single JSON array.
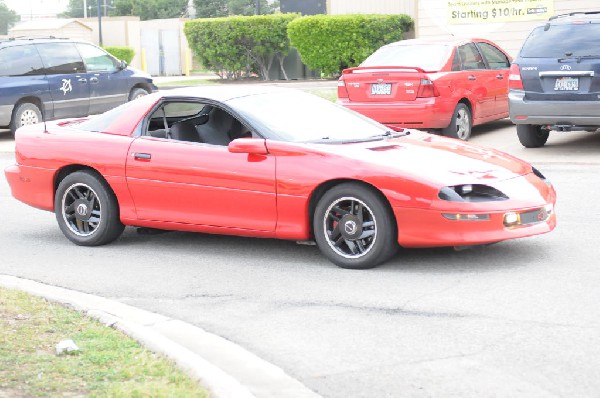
[[417, 78, 440, 98], [337, 78, 349, 99], [509, 63, 524, 90]]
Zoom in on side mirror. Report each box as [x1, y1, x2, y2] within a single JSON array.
[[119, 60, 128, 70], [228, 138, 268, 155]]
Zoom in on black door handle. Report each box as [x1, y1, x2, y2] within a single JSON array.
[[134, 152, 151, 160], [496, 74, 504, 79], [468, 75, 476, 81]]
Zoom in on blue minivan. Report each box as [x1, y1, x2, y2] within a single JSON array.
[[0, 37, 156, 135]]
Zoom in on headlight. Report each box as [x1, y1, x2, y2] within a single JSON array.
[[438, 184, 509, 202], [532, 166, 552, 186]]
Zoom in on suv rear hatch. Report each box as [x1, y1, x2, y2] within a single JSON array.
[[516, 22, 600, 101]]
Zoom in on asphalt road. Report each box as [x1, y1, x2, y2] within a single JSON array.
[[1, 122, 599, 398]]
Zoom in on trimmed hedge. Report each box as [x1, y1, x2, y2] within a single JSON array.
[[287, 14, 414, 76], [184, 14, 300, 80], [104, 46, 135, 64]]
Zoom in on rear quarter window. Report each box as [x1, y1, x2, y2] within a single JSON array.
[[35, 42, 85, 74], [0, 45, 45, 77]]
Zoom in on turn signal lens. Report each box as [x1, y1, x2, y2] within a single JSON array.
[[443, 213, 490, 221], [509, 63, 524, 90], [337, 78, 349, 99], [417, 78, 440, 98]]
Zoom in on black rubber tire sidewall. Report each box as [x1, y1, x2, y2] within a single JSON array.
[[313, 183, 398, 269], [10, 103, 42, 136], [54, 171, 124, 246], [442, 103, 472, 140], [129, 88, 149, 101], [516, 124, 549, 148]]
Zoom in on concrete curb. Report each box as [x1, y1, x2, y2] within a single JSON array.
[[0, 275, 322, 398]]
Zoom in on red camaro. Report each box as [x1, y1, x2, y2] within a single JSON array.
[[5, 86, 555, 269], [337, 38, 512, 141]]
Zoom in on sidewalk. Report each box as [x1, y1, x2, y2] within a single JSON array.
[[0, 275, 322, 398]]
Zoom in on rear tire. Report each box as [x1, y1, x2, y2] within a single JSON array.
[[442, 103, 472, 140], [10, 102, 42, 136], [517, 124, 549, 148], [55, 171, 124, 246]]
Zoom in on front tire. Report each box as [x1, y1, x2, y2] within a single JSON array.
[[516, 124, 549, 148], [54, 171, 124, 246], [10, 102, 42, 136], [442, 103, 472, 140], [128, 87, 149, 101], [313, 183, 397, 269]]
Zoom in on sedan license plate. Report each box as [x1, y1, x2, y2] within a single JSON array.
[[554, 77, 579, 91], [371, 83, 391, 95]]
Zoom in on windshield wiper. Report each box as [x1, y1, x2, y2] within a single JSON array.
[[370, 130, 411, 139], [558, 54, 600, 63], [304, 130, 410, 144]]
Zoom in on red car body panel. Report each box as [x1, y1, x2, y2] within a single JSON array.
[[337, 38, 511, 131], [5, 88, 555, 250]]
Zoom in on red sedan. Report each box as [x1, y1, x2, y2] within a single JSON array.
[[5, 87, 555, 269], [337, 38, 512, 140]]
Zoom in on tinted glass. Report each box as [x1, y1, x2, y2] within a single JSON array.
[[519, 24, 600, 58], [0, 45, 45, 76], [229, 91, 389, 142], [477, 42, 510, 69], [361, 44, 451, 71], [35, 42, 85, 74], [77, 43, 117, 72], [458, 43, 486, 70]]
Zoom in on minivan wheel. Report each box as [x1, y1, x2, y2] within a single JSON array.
[[442, 103, 472, 140], [128, 88, 149, 101], [10, 103, 42, 136], [517, 124, 549, 148]]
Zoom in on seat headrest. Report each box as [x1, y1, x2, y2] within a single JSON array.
[[171, 121, 200, 142]]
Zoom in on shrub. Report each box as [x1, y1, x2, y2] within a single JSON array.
[[184, 13, 300, 80], [287, 14, 414, 76], [104, 46, 135, 64]]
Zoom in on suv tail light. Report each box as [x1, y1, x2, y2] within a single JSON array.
[[509, 63, 524, 90], [337, 78, 349, 99], [417, 78, 440, 98]]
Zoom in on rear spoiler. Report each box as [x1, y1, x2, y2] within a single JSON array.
[[342, 66, 427, 74]]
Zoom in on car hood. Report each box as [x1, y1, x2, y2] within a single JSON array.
[[305, 131, 532, 187]]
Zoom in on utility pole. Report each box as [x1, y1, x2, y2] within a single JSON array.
[[83, 0, 87, 18], [256, 0, 260, 15], [97, 0, 103, 46]]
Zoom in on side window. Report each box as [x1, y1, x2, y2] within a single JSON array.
[[77, 43, 118, 72], [451, 49, 461, 71], [477, 42, 510, 70], [0, 45, 46, 77], [458, 43, 486, 70], [35, 42, 85, 75]]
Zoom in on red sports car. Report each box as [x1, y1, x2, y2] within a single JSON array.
[[337, 38, 512, 141], [5, 86, 555, 269]]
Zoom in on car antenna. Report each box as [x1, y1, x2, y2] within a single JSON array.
[[42, 104, 48, 133]]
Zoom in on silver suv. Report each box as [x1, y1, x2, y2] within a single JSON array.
[[509, 11, 600, 147]]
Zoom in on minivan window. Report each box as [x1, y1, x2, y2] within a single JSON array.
[[35, 42, 85, 74], [0, 45, 45, 77], [519, 24, 600, 58], [77, 43, 117, 72]]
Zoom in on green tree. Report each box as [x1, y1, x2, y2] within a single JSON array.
[[112, 0, 187, 20], [0, 1, 18, 35], [193, 0, 276, 18], [62, 0, 99, 18]]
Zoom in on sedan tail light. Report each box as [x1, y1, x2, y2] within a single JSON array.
[[509, 63, 524, 90], [417, 78, 440, 98], [337, 78, 349, 99]]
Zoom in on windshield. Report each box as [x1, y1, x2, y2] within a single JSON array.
[[520, 24, 600, 58], [360, 44, 451, 71], [228, 91, 390, 143]]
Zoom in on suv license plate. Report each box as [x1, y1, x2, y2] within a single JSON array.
[[554, 77, 579, 91], [371, 83, 391, 95]]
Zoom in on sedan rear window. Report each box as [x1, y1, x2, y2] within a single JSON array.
[[360, 44, 451, 71], [519, 24, 600, 58]]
